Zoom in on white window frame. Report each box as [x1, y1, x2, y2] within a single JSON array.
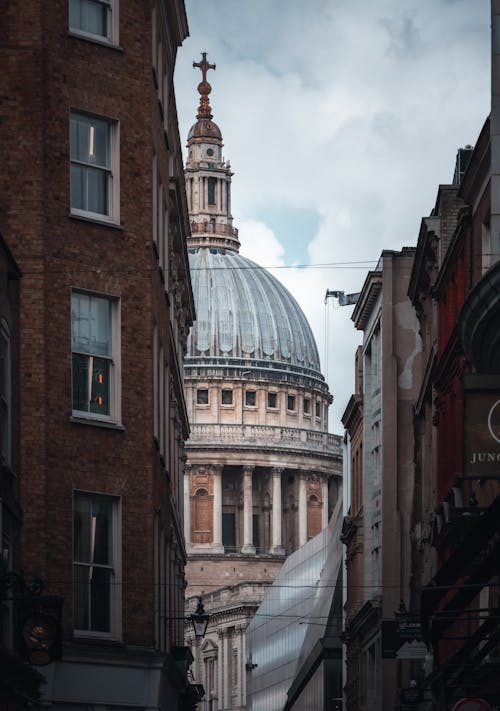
[[0, 320, 11, 468], [70, 111, 120, 224], [71, 289, 121, 425], [72, 490, 121, 640], [69, 0, 119, 45]]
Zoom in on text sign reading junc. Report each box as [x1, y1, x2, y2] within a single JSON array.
[[463, 376, 500, 479]]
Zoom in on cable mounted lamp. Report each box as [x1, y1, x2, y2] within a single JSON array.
[[190, 596, 209, 639]]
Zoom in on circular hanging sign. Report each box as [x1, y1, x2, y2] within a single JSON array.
[[452, 700, 491, 711]]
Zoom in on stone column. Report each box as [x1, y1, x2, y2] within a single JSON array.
[[241, 465, 255, 554], [298, 473, 307, 547], [322, 477, 329, 529], [213, 464, 224, 553], [184, 464, 191, 550], [217, 629, 225, 710], [271, 467, 284, 554], [223, 628, 230, 708], [238, 624, 247, 709]]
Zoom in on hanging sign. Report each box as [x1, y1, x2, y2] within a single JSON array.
[[463, 375, 500, 479]]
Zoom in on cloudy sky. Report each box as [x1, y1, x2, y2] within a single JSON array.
[[174, 0, 490, 434]]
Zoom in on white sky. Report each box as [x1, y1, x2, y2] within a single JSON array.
[[175, 0, 491, 434]]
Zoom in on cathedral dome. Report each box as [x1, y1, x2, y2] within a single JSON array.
[[187, 246, 322, 375]]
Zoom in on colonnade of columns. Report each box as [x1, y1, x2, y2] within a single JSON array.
[[186, 175, 230, 214], [185, 464, 330, 554]]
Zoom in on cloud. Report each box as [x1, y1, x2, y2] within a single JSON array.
[[176, 0, 491, 432]]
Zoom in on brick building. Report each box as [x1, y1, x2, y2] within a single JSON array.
[[0, 1, 195, 708]]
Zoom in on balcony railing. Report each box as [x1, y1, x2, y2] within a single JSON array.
[[187, 424, 341, 456], [190, 221, 239, 238]]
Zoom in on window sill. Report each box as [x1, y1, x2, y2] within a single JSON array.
[[70, 416, 125, 432], [69, 212, 124, 231], [68, 30, 124, 52], [71, 634, 124, 647]]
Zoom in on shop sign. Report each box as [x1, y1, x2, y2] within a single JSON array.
[[381, 621, 427, 660], [463, 377, 500, 479]]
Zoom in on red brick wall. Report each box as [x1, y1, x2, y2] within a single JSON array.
[[0, 0, 190, 649]]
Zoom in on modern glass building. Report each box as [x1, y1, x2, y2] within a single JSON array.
[[246, 498, 343, 711]]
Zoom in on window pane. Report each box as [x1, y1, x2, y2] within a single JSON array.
[[246, 391, 256, 406], [221, 389, 233, 405], [86, 166, 109, 215], [74, 494, 92, 562], [91, 566, 112, 632], [90, 118, 110, 168], [72, 353, 89, 412], [74, 564, 90, 629], [69, 0, 83, 30], [89, 357, 110, 415], [69, 0, 109, 38], [72, 293, 112, 357], [84, 0, 108, 38], [92, 496, 112, 565], [92, 297, 112, 355], [70, 164, 85, 210]]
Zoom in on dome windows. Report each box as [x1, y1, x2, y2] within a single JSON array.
[[221, 389, 233, 406], [287, 395, 296, 412], [245, 390, 256, 407], [197, 388, 209, 405], [267, 392, 277, 409], [303, 397, 311, 416]]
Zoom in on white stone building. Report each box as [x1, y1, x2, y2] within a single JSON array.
[[183, 54, 342, 711]]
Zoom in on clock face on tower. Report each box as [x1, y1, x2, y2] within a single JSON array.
[[206, 148, 214, 157]]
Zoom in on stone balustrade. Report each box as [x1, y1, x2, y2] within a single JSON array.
[[187, 424, 341, 456]]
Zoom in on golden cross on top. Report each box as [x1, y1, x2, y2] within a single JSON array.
[[193, 52, 216, 82]]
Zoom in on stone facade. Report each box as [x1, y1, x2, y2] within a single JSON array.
[[183, 56, 342, 709], [343, 249, 423, 711]]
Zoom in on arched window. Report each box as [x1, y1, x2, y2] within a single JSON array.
[[192, 488, 212, 545], [307, 493, 322, 539]]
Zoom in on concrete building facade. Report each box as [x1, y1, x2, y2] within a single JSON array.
[[342, 249, 422, 711], [0, 1, 195, 708], [182, 56, 342, 710]]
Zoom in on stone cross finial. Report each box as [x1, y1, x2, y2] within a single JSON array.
[[193, 52, 216, 83]]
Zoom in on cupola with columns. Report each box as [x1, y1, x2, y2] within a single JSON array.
[[185, 52, 239, 252]]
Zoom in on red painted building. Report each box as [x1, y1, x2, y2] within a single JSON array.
[[412, 4, 500, 702]]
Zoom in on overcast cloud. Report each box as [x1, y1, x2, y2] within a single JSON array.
[[175, 0, 490, 433]]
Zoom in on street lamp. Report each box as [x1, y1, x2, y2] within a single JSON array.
[[190, 596, 209, 639]]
